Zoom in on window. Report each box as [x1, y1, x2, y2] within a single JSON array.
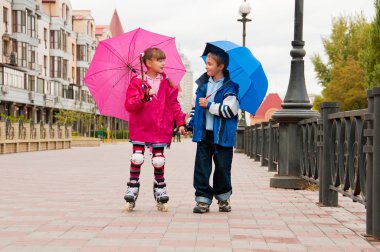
[[76, 45, 87, 61], [2, 40, 9, 56], [13, 41, 27, 67], [0, 66, 25, 89], [57, 57, 62, 78], [66, 6, 70, 23], [50, 56, 65, 79], [63, 60, 68, 80], [27, 75, 35, 91], [44, 28, 47, 48], [37, 78, 44, 94], [72, 66, 75, 81], [71, 43, 75, 60], [62, 31, 67, 52], [67, 85, 74, 99], [12, 10, 26, 33], [26, 9, 36, 38], [76, 67, 86, 85], [27, 45, 37, 70], [43, 56, 47, 76], [62, 3, 65, 20], [3, 7, 8, 32], [50, 30, 60, 49]]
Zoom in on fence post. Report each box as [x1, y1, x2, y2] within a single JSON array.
[[268, 120, 275, 171], [319, 102, 339, 206], [373, 87, 380, 240], [365, 90, 374, 237], [254, 123, 260, 162], [261, 122, 269, 166], [244, 127, 248, 154], [250, 126, 255, 159]]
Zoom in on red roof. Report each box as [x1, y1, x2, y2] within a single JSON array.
[[109, 10, 124, 37], [254, 93, 282, 117], [95, 25, 109, 35]]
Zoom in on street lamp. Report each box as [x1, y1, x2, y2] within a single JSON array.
[[235, 0, 252, 153], [238, 0, 252, 47], [270, 0, 319, 189]]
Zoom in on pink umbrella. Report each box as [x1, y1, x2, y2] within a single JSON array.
[[84, 28, 186, 121]]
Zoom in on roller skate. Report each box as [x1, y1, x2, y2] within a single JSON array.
[[124, 182, 140, 211], [153, 180, 169, 212]]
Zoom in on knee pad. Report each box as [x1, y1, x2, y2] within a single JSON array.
[[152, 154, 165, 168], [131, 152, 144, 165]]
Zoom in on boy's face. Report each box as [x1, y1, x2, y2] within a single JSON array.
[[146, 58, 165, 74], [205, 55, 224, 77]]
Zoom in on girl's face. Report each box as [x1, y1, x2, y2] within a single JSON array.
[[205, 55, 224, 77], [146, 58, 165, 74]]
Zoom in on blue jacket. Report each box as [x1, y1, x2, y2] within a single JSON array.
[[188, 71, 239, 147]]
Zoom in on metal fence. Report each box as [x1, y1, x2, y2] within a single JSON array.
[[241, 87, 380, 239]]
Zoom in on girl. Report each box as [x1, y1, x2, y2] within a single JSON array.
[[124, 48, 187, 211]]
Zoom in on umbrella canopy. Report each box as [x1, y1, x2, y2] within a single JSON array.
[[202, 41, 268, 115], [84, 28, 186, 121]]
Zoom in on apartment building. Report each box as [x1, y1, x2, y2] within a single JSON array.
[[0, 0, 123, 130]]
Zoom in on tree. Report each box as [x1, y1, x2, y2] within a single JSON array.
[[54, 109, 81, 125], [311, 14, 371, 111], [361, 0, 380, 89]]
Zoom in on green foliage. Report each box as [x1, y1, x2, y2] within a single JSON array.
[[361, 0, 380, 89], [54, 109, 81, 125], [0, 113, 31, 123], [311, 14, 371, 111]]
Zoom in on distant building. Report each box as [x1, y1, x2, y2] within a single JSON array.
[[178, 52, 193, 113], [250, 93, 282, 125]]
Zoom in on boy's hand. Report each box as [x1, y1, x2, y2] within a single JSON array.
[[178, 126, 187, 135], [199, 98, 208, 108]]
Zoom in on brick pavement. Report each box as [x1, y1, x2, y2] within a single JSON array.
[[0, 139, 379, 251]]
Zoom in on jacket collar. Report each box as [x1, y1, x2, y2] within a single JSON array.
[[195, 71, 232, 95]]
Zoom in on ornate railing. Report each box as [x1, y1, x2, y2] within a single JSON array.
[[240, 87, 380, 239], [327, 109, 367, 204], [244, 121, 279, 172], [5, 119, 14, 140], [299, 116, 321, 184], [30, 121, 37, 139], [40, 121, 46, 139], [1, 119, 72, 154], [18, 120, 26, 140]]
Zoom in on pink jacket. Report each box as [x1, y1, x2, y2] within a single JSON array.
[[125, 74, 186, 144]]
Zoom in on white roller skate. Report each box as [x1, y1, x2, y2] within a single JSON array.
[[124, 182, 139, 211], [153, 181, 169, 212]]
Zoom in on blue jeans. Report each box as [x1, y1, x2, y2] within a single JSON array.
[[193, 131, 233, 205]]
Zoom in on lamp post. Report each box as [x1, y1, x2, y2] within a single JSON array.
[[235, 0, 252, 153], [270, 0, 319, 189], [238, 0, 251, 126]]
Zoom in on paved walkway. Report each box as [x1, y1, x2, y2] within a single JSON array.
[[0, 139, 379, 252]]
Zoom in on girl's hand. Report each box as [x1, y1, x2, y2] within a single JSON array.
[[149, 89, 156, 96], [199, 98, 208, 108]]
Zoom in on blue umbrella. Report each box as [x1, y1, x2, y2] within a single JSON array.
[[202, 41, 268, 115]]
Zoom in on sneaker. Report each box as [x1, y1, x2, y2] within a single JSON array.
[[218, 200, 231, 212], [193, 202, 210, 213]]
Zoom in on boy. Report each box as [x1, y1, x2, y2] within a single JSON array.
[[187, 50, 239, 213]]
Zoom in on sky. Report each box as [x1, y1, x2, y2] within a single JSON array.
[[71, 0, 376, 98]]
